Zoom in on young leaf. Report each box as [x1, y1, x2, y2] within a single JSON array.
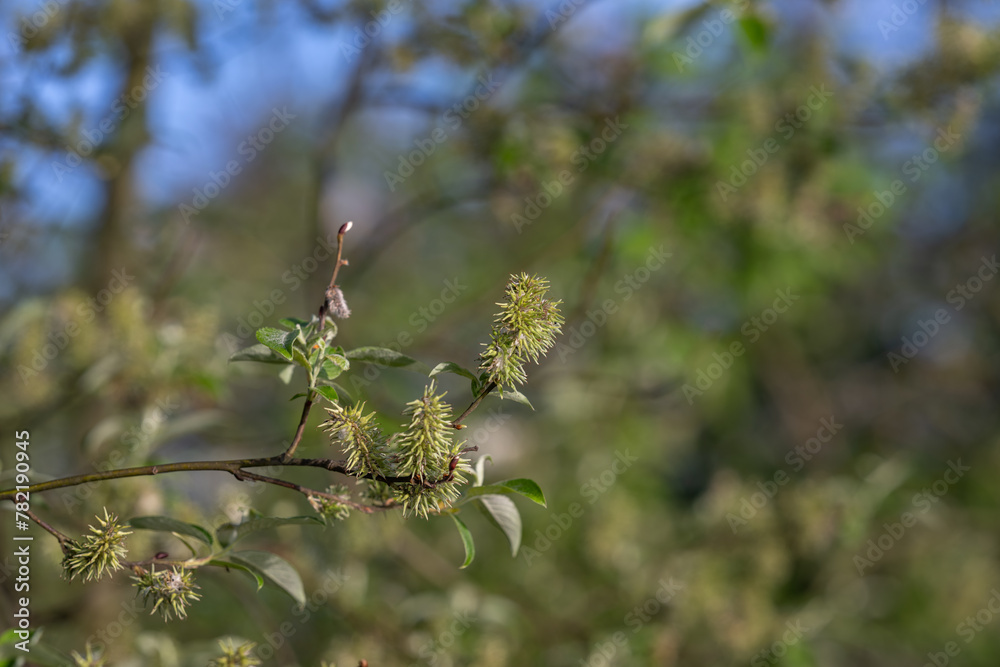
[[217, 522, 239, 547], [430, 361, 480, 386], [345, 346, 430, 373], [278, 316, 312, 329], [495, 388, 534, 410], [494, 478, 546, 507], [451, 515, 475, 569], [476, 494, 522, 556], [128, 516, 214, 545], [229, 343, 292, 364], [278, 364, 295, 385], [292, 345, 311, 369], [461, 479, 546, 507], [320, 354, 350, 382], [473, 455, 493, 487], [207, 559, 265, 590], [230, 551, 306, 606], [315, 386, 339, 403], [256, 327, 297, 360]]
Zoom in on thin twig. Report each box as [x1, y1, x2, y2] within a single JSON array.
[[281, 222, 351, 461], [0, 453, 464, 502], [451, 381, 497, 429], [24, 507, 71, 548], [234, 469, 381, 514]]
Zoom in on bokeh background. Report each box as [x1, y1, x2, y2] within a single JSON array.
[[3, 0, 1000, 664]]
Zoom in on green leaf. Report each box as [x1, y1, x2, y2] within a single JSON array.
[[0, 629, 17, 644], [476, 494, 522, 556], [216, 522, 239, 548], [207, 559, 264, 590], [473, 455, 493, 487], [495, 388, 534, 410], [451, 515, 475, 569], [330, 382, 353, 403], [256, 327, 297, 360], [494, 478, 546, 507], [230, 550, 306, 606], [315, 386, 339, 403], [128, 516, 213, 545], [345, 346, 429, 373], [462, 479, 546, 507], [430, 362, 479, 385], [229, 343, 291, 364], [222, 515, 326, 545], [278, 364, 295, 384], [291, 345, 311, 370], [278, 317, 312, 329], [320, 354, 350, 382]]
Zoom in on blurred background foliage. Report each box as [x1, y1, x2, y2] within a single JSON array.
[[2, 0, 1000, 664]]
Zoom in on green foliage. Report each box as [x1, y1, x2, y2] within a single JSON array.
[[9, 1, 1000, 663], [228, 551, 306, 607]]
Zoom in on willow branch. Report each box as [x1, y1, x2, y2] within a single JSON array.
[[24, 507, 71, 547], [0, 453, 465, 503], [451, 381, 497, 429], [281, 221, 352, 462]]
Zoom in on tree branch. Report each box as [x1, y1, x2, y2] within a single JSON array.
[[280, 221, 352, 462], [0, 452, 467, 503], [451, 381, 497, 429]]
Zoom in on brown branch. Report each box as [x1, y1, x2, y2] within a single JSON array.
[[234, 469, 383, 514], [280, 222, 352, 462], [24, 507, 71, 548], [0, 452, 467, 502], [451, 381, 497, 429]]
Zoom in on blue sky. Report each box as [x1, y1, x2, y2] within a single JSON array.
[[1, 0, 998, 300]]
